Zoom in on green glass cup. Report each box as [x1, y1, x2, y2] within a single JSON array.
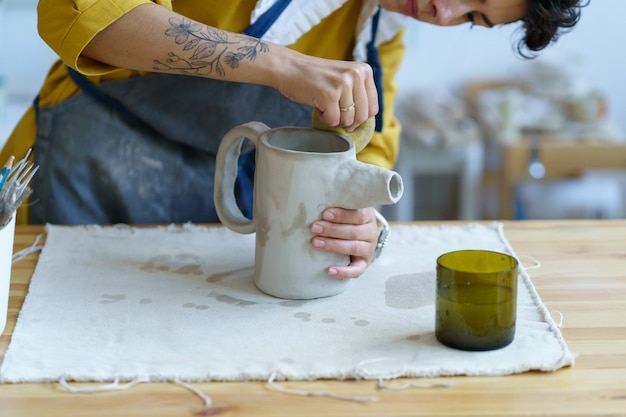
[[435, 250, 519, 351]]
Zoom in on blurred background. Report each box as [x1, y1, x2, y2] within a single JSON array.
[[388, 0, 626, 222], [1, 0, 624, 221]]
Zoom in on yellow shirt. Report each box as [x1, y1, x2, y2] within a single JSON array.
[[2, 0, 405, 224]]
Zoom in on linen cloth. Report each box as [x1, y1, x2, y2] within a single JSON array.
[[0, 223, 573, 383]]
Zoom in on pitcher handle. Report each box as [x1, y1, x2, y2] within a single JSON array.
[[214, 121, 269, 234]]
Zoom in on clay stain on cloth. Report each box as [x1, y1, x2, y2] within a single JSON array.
[[112, 252, 435, 329]]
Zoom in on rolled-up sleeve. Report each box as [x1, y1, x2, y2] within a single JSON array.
[[37, 0, 172, 74]]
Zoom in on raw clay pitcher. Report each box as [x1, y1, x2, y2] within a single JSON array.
[[214, 121, 404, 300]]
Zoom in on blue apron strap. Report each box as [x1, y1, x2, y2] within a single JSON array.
[[240, 0, 294, 218], [33, 95, 40, 121], [366, 8, 383, 132], [236, 0, 293, 218], [244, 0, 293, 37], [67, 66, 128, 115], [65, 66, 158, 134]]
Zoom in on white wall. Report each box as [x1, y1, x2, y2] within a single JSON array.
[[0, 0, 57, 145], [0, 0, 55, 95], [396, 0, 626, 136]]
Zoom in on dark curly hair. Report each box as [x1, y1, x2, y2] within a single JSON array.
[[517, 0, 589, 58]]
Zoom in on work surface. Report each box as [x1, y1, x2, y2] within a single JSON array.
[[1, 220, 625, 417]]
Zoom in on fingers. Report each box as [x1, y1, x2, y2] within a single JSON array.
[[310, 208, 379, 279], [319, 207, 376, 226], [339, 100, 356, 130], [311, 227, 373, 259], [345, 68, 377, 132], [326, 258, 368, 280], [314, 61, 378, 132], [364, 68, 378, 116]]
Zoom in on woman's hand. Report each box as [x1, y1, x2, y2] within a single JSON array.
[[310, 207, 379, 279], [274, 53, 378, 132]]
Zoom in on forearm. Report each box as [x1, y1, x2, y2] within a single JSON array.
[[82, 3, 290, 88], [66, 2, 377, 128]]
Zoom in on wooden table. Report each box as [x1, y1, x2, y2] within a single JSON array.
[[1, 221, 626, 416]]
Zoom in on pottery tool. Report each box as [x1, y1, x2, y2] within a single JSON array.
[[0, 155, 14, 191], [311, 111, 375, 153], [0, 149, 38, 227]]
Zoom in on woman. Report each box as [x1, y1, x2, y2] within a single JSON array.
[[1, 0, 585, 278]]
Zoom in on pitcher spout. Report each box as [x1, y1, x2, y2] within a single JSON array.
[[338, 160, 404, 208]]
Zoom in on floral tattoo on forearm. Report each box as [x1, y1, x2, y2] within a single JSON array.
[[153, 17, 269, 76]]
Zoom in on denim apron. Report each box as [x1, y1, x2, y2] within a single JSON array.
[[31, 1, 382, 225]]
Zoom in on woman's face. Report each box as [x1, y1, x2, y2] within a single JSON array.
[[378, 0, 528, 28]]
